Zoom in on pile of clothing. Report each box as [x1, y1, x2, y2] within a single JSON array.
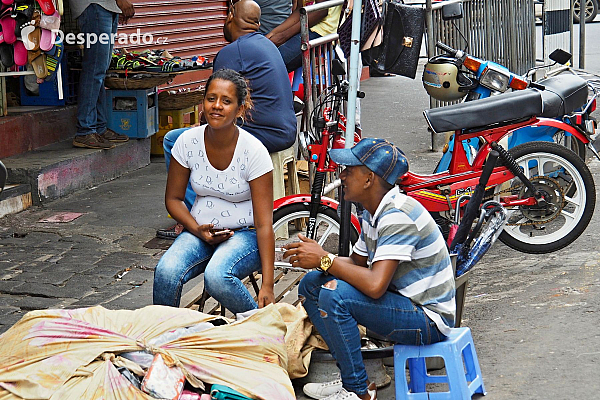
[[109, 48, 212, 73], [0, 303, 325, 400], [0, 0, 63, 82]]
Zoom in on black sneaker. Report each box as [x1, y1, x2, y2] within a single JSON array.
[[73, 133, 116, 149], [102, 129, 130, 142]]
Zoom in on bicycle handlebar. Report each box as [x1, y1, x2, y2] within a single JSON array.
[[436, 41, 457, 55]]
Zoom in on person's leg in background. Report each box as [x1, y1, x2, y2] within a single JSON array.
[[277, 30, 321, 72], [97, 10, 129, 143], [72, 4, 117, 149], [156, 127, 195, 239]]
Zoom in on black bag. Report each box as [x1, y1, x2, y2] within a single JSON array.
[[363, 1, 425, 79], [337, 0, 383, 59]]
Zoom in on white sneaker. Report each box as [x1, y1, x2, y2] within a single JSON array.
[[321, 387, 376, 400], [303, 379, 343, 399], [303, 381, 376, 400]]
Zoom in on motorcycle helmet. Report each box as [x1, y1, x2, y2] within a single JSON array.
[[422, 55, 472, 102]]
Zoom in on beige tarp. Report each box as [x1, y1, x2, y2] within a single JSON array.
[[0, 303, 323, 400]]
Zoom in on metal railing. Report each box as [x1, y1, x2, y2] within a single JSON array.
[[425, 0, 536, 108], [299, 0, 344, 134]]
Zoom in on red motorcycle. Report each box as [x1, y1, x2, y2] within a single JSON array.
[[273, 62, 596, 258]]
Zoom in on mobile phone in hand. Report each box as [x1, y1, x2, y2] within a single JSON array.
[[210, 228, 231, 236]]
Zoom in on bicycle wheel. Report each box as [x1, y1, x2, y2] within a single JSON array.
[[495, 142, 595, 253], [273, 204, 359, 267]]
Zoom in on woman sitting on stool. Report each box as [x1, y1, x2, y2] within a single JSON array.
[[153, 68, 275, 313]]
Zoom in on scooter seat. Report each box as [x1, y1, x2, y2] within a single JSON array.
[[424, 89, 543, 134], [537, 74, 589, 118]]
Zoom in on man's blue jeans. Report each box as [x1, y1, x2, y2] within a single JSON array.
[[298, 271, 445, 396], [163, 127, 195, 210], [153, 229, 261, 312], [75, 4, 118, 136], [277, 31, 321, 72]]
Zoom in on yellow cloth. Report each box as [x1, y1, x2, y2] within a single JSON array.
[[310, 4, 343, 37], [0, 305, 295, 400]]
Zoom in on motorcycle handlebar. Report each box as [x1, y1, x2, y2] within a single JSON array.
[[528, 81, 546, 91], [436, 41, 457, 55]]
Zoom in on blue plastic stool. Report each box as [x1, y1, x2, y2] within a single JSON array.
[[393, 327, 486, 399]]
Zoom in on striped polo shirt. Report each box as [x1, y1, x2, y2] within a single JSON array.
[[353, 186, 456, 335]]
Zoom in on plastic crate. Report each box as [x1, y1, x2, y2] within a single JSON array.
[[19, 57, 69, 106], [105, 88, 159, 139]]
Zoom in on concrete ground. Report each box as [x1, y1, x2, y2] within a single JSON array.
[[2, 62, 600, 398]]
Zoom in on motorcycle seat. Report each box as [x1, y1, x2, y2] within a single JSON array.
[[537, 74, 589, 118], [423, 89, 543, 134]]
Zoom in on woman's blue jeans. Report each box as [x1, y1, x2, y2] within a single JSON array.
[[75, 4, 118, 136], [298, 271, 445, 396], [163, 127, 195, 210], [153, 229, 261, 313]]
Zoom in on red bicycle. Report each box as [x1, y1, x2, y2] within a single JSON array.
[[273, 62, 596, 256]]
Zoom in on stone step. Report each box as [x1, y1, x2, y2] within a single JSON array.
[[4, 138, 150, 205], [0, 183, 32, 218]]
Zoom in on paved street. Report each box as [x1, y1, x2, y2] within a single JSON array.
[[2, 32, 600, 398]]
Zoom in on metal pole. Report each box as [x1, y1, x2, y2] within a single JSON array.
[[338, 0, 363, 256], [579, 0, 586, 68]]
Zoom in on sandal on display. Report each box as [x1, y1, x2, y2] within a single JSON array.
[[35, 0, 55, 15], [1, 0, 13, 6], [0, 11, 16, 44], [20, 25, 38, 50], [39, 26, 53, 51], [27, 47, 40, 63], [12, 38, 26, 65], [39, 10, 59, 30], [44, 38, 61, 81], [0, 42, 13, 67], [30, 52, 48, 78]]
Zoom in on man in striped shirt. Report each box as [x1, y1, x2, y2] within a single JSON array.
[[283, 138, 455, 400]]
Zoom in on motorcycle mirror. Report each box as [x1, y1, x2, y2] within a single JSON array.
[[331, 59, 346, 77], [549, 49, 572, 65], [442, 2, 463, 20]]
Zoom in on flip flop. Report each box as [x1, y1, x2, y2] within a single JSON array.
[[21, 25, 38, 50], [30, 52, 47, 78], [56, 0, 62, 16], [27, 47, 40, 64], [39, 26, 53, 51], [35, 0, 55, 15], [1, 0, 14, 6], [12, 38, 26, 65], [39, 10, 59, 30], [0, 24, 4, 44], [0, 13, 16, 44], [0, 42, 13, 67], [44, 37, 61, 81]]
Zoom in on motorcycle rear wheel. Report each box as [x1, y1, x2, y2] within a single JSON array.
[[552, 129, 587, 161], [495, 142, 595, 253]]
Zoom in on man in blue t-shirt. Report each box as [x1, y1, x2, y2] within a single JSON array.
[[158, 0, 296, 239], [283, 138, 455, 400]]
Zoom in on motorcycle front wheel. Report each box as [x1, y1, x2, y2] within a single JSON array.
[[273, 204, 359, 267], [495, 142, 595, 253]]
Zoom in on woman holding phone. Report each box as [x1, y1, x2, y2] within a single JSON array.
[[153, 69, 275, 313]]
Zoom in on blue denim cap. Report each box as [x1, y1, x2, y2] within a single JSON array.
[[329, 138, 409, 185]]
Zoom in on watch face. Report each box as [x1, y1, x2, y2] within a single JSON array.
[[321, 255, 332, 270]]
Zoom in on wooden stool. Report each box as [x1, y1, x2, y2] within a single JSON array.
[[271, 146, 301, 239]]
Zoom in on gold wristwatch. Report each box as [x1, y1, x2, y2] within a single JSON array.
[[318, 253, 337, 275]]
